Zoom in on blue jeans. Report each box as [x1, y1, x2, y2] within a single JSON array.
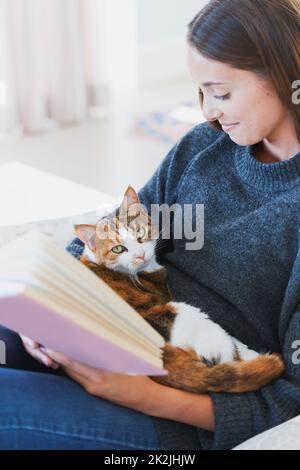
[[0, 326, 161, 450]]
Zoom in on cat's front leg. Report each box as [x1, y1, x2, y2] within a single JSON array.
[[232, 338, 259, 360], [168, 301, 236, 364]]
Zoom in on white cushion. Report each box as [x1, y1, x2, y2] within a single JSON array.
[[233, 415, 300, 450], [0, 211, 99, 250]]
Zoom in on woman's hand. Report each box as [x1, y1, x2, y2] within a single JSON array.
[[19, 335, 60, 370], [22, 346, 214, 430]]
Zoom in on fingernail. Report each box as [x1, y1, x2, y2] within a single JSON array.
[[41, 347, 55, 356], [42, 357, 51, 367]]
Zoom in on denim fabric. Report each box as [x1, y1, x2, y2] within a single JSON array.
[[0, 326, 161, 450]]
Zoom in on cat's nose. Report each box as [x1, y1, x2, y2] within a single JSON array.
[[135, 252, 145, 260]]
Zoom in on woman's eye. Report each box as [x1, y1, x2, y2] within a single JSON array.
[[214, 93, 230, 101], [112, 245, 127, 254], [136, 226, 146, 239]]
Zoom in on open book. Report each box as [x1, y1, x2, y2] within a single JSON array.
[[0, 231, 167, 376]]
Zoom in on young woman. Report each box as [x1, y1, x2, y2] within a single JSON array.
[[1, 0, 300, 450]]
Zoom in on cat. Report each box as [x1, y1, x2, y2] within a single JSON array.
[[74, 185, 285, 393]]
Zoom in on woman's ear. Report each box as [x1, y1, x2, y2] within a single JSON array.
[[74, 224, 97, 251]]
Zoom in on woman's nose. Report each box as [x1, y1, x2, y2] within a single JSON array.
[[204, 107, 222, 122], [202, 99, 222, 122]]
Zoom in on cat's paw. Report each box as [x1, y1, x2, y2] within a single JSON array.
[[168, 301, 236, 364], [233, 338, 259, 361]]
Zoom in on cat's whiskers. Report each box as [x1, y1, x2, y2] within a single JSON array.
[[157, 227, 169, 240], [155, 242, 169, 254], [154, 226, 172, 251], [128, 268, 145, 293], [155, 227, 170, 246], [155, 236, 169, 251], [128, 266, 168, 299]]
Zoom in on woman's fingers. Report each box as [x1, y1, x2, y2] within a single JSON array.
[[19, 335, 60, 369], [19, 334, 40, 350], [33, 347, 60, 369], [44, 348, 103, 378]]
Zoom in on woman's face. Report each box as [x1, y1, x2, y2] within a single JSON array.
[[186, 44, 290, 146]]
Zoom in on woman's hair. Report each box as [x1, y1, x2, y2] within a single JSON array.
[[187, 0, 300, 142]]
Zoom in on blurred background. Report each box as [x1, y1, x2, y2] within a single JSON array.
[[0, 0, 207, 215]]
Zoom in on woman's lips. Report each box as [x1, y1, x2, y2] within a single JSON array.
[[221, 123, 239, 132]]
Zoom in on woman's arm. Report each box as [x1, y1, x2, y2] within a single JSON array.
[[44, 301, 300, 450], [41, 348, 215, 432], [144, 381, 215, 431]]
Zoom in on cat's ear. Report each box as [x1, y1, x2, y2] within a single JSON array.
[[74, 224, 97, 252], [120, 185, 140, 215], [125, 185, 140, 205]]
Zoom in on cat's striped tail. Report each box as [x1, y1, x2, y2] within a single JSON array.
[[153, 344, 285, 393]]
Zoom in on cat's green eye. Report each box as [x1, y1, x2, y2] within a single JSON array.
[[112, 245, 127, 254], [136, 226, 146, 239]]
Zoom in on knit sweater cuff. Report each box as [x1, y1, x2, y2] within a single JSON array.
[[197, 392, 254, 450], [65, 237, 85, 259]]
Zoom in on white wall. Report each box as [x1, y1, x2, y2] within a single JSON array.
[[137, 0, 208, 85], [137, 0, 205, 45]]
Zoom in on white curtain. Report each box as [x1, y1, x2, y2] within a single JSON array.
[[0, 0, 137, 140]]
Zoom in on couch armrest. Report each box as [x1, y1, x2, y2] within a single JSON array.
[[233, 415, 300, 450], [0, 210, 99, 249]]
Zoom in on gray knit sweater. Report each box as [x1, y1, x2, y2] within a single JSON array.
[[66, 122, 300, 450]]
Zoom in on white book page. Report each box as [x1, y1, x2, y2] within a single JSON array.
[[0, 230, 165, 348]]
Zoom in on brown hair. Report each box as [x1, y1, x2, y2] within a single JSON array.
[[187, 0, 300, 142]]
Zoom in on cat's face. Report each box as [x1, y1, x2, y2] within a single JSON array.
[[75, 186, 158, 273]]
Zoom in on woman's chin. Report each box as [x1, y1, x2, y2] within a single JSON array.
[[227, 129, 262, 147], [228, 134, 252, 146]]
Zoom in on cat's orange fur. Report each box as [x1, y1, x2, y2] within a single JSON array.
[[75, 186, 285, 393]]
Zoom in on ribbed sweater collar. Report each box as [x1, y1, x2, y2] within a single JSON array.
[[234, 143, 300, 191]]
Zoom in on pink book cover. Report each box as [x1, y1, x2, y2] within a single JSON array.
[[0, 292, 167, 376]]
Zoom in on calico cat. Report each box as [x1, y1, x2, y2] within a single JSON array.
[[74, 186, 285, 393]]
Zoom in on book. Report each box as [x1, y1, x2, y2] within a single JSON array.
[[0, 231, 167, 376]]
